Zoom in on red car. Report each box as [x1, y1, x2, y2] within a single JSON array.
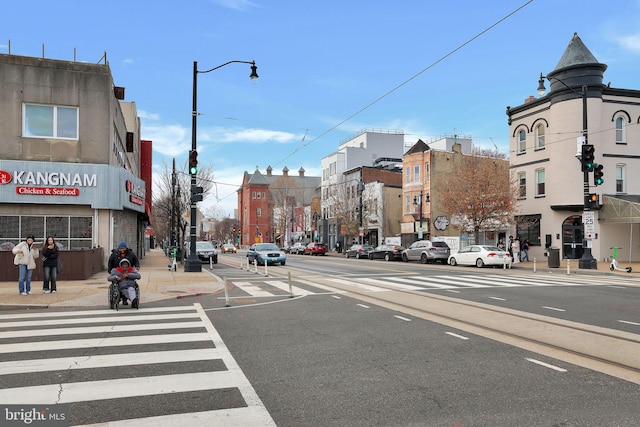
[[304, 242, 327, 256]]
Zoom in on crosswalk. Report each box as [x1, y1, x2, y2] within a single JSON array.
[[222, 273, 638, 297], [327, 273, 638, 292], [0, 305, 275, 426]]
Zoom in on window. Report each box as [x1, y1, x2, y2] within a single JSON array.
[[0, 215, 92, 250], [424, 162, 430, 183], [329, 162, 337, 176], [535, 169, 545, 197], [518, 172, 526, 198], [405, 166, 410, 183], [252, 191, 256, 199], [518, 130, 526, 154], [535, 124, 545, 149], [616, 164, 625, 193], [24, 104, 78, 139], [515, 214, 541, 247], [257, 208, 262, 217], [413, 165, 420, 183], [615, 116, 626, 144], [404, 195, 411, 215]]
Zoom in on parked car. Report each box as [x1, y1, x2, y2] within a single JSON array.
[[402, 240, 450, 264], [448, 245, 512, 268], [368, 244, 405, 261], [221, 243, 237, 254], [304, 242, 327, 256], [247, 243, 286, 266], [195, 241, 218, 264], [345, 244, 374, 259], [287, 242, 307, 255]]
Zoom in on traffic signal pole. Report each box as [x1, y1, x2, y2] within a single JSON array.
[[578, 85, 597, 270]]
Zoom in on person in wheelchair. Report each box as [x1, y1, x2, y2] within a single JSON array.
[[108, 258, 141, 308]]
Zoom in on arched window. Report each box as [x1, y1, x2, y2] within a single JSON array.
[[615, 116, 626, 144], [518, 130, 526, 154], [535, 124, 545, 149]]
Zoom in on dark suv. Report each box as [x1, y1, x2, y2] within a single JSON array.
[[304, 242, 327, 256], [401, 240, 450, 264]]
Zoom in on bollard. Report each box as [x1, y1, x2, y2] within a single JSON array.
[[566, 259, 570, 275], [264, 260, 268, 276], [223, 276, 231, 307], [288, 271, 294, 298], [254, 260, 258, 274], [533, 257, 537, 273], [209, 256, 213, 270]]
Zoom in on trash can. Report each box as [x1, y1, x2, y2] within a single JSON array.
[[547, 248, 560, 268]]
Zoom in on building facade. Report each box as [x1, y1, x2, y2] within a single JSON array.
[[321, 129, 405, 249], [507, 33, 640, 263], [0, 53, 151, 277], [237, 166, 320, 247]]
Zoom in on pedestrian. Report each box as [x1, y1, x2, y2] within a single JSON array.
[[507, 236, 514, 259], [522, 239, 530, 262], [41, 236, 60, 293], [108, 258, 141, 308], [107, 241, 140, 305], [108, 241, 140, 271], [512, 237, 520, 263], [12, 235, 40, 296]]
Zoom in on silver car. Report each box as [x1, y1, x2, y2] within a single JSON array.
[[401, 240, 450, 264]]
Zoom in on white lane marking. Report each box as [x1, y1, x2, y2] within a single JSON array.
[[394, 315, 412, 322], [0, 321, 205, 339], [0, 333, 211, 354], [1, 313, 200, 329], [0, 306, 196, 320], [326, 277, 389, 292], [264, 280, 313, 296], [445, 332, 469, 340], [194, 303, 275, 425], [0, 348, 223, 375], [542, 306, 566, 312], [361, 277, 423, 290], [331, 295, 341, 299], [526, 358, 567, 372], [356, 304, 370, 309], [618, 320, 640, 326], [489, 296, 506, 301], [234, 281, 276, 297]]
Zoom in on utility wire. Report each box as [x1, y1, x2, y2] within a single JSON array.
[[274, 0, 535, 167]]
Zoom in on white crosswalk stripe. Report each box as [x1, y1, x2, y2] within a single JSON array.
[[325, 273, 639, 292], [0, 304, 275, 426]]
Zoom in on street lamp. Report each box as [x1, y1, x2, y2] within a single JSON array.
[[185, 59, 259, 272], [537, 72, 596, 269]]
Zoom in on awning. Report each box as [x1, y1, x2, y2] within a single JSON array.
[[599, 194, 640, 224]]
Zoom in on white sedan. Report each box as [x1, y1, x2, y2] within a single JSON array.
[[448, 245, 512, 268]]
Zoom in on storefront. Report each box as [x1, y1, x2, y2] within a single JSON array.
[[0, 159, 147, 279]]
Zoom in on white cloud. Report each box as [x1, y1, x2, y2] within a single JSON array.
[[142, 124, 190, 156], [617, 33, 640, 53], [199, 126, 302, 144], [210, 0, 259, 11]]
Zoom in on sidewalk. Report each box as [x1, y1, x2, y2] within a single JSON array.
[[0, 248, 225, 310]]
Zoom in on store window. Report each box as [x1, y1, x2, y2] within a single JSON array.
[[24, 104, 78, 139], [0, 215, 92, 250], [515, 214, 541, 246]]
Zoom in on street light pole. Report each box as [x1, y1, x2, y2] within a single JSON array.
[[537, 73, 596, 269], [185, 59, 258, 272]]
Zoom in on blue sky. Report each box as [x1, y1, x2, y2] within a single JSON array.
[[4, 0, 640, 217]]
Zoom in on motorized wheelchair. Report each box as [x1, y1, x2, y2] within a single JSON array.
[[108, 281, 140, 310]]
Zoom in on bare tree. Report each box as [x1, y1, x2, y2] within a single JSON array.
[[152, 158, 216, 248], [436, 151, 517, 242]]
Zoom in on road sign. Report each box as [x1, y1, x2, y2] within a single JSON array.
[[583, 211, 595, 239]]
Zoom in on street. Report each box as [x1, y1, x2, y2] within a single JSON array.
[[1, 254, 639, 426]]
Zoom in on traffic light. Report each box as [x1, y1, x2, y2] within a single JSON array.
[[189, 150, 199, 174], [581, 144, 595, 172], [593, 163, 604, 186], [588, 193, 599, 210], [191, 185, 203, 203]]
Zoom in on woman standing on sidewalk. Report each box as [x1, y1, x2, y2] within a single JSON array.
[[41, 236, 59, 293], [12, 235, 40, 295]]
